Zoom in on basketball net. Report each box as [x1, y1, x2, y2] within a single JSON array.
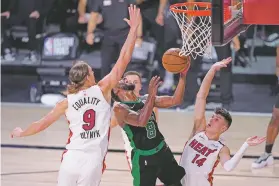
[[170, 3, 212, 59]]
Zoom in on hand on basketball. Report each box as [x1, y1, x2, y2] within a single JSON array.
[[246, 136, 266, 146], [148, 76, 162, 97], [124, 4, 141, 30], [11, 127, 23, 138], [212, 57, 232, 71], [180, 62, 191, 77]]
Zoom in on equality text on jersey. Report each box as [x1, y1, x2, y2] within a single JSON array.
[[72, 97, 101, 111]]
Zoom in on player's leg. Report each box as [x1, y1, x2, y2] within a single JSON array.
[[77, 151, 104, 186], [252, 84, 279, 168], [157, 148, 185, 186], [131, 151, 158, 186], [57, 150, 79, 186]]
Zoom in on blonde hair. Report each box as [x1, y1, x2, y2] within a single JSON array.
[[67, 61, 90, 94]]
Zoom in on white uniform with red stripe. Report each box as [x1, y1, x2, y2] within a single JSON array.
[[58, 85, 111, 186], [180, 132, 224, 186]]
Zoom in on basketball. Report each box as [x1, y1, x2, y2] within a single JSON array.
[[162, 48, 191, 74]]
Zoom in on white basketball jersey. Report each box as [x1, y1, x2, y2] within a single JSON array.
[[180, 132, 225, 186], [65, 85, 111, 157]]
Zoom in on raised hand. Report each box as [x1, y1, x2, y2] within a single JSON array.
[[148, 76, 162, 97], [246, 136, 266, 146], [124, 4, 141, 30], [11, 127, 23, 138], [212, 57, 232, 71]]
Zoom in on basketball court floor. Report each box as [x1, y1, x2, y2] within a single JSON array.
[[1, 103, 279, 186]]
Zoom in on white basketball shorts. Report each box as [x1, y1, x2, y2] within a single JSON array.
[[57, 150, 104, 186]]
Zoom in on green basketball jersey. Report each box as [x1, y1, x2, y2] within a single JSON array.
[[122, 96, 164, 150]]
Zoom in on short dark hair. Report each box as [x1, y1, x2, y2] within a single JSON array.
[[214, 107, 232, 128], [123, 71, 142, 82]]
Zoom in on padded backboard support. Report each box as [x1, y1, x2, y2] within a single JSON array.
[[211, 0, 249, 46], [243, 0, 279, 25], [212, 0, 279, 46]]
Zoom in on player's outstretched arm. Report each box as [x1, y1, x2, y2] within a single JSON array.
[[189, 57, 232, 138], [113, 76, 161, 127], [10, 99, 68, 138], [219, 136, 266, 172], [110, 102, 120, 128], [154, 64, 190, 108], [99, 5, 141, 92]]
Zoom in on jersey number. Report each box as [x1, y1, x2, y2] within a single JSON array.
[[82, 109, 96, 131], [192, 154, 206, 167], [146, 121, 156, 139]]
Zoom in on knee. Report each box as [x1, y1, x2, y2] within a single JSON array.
[[271, 108, 279, 126]]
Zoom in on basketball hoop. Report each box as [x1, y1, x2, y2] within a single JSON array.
[[170, 2, 212, 59]]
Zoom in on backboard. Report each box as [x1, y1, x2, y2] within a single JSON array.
[[169, 0, 279, 58], [212, 0, 279, 46]]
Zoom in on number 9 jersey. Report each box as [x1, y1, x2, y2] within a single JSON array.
[[179, 132, 225, 186], [65, 85, 111, 154]]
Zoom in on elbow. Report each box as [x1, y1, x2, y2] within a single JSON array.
[[224, 167, 233, 172], [175, 97, 184, 105], [223, 162, 234, 172]]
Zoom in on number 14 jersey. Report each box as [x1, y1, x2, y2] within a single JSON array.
[[180, 132, 225, 186], [65, 85, 111, 155]]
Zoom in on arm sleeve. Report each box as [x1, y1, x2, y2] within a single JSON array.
[[223, 142, 249, 172]]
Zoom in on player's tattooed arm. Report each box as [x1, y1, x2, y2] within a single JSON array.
[[113, 76, 161, 127], [11, 99, 68, 138], [113, 96, 155, 127], [110, 102, 120, 128], [99, 5, 141, 92], [191, 58, 232, 139], [154, 65, 190, 108]]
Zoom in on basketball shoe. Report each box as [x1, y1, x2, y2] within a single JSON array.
[[251, 152, 274, 169]]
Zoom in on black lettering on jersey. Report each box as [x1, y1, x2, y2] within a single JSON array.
[[189, 139, 218, 157], [73, 97, 101, 111], [80, 130, 101, 139]]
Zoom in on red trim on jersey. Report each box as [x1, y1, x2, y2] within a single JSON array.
[[101, 127, 111, 174], [61, 116, 73, 162], [179, 140, 188, 164], [207, 159, 219, 186], [125, 150, 132, 170]]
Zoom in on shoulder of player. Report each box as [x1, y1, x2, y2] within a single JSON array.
[[97, 77, 112, 94], [56, 98, 68, 109], [52, 98, 68, 114], [219, 145, 230, 155]]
